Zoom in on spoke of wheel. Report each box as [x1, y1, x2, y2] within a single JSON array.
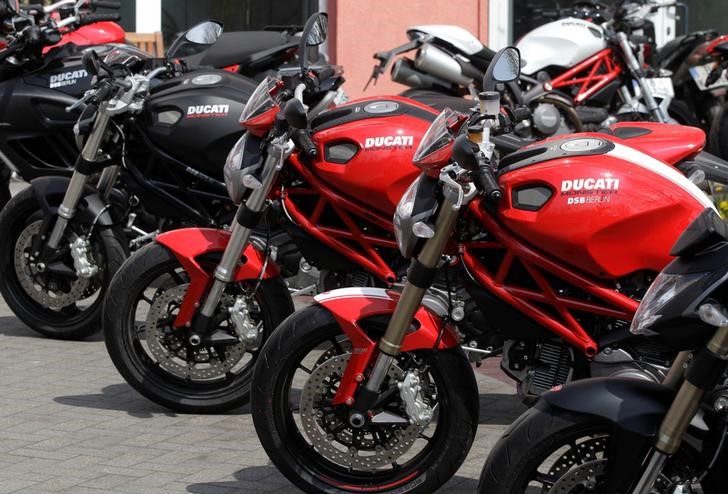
[[534, 471, 557, 487], [170, 270, 185, 284], [330, 337, 345, 355], [570, 440, 585, 464], [140, 293, 154, 305], [417, 432, 432, 442], [298, 363, 313, 374]]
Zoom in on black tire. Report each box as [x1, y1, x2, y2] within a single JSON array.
[[104, 242, 294, 413], [0, 187, 126, 339], [252, 305, 479, 493], [479, 406, 728, 493]]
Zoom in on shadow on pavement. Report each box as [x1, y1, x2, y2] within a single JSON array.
[[54, 383, 179, 418], [186, 465, 479, 493], [187, 465, 290, 493], [478, 392, 527, 425], [0, 315, 104, 341], [53, 383, 252, 417]]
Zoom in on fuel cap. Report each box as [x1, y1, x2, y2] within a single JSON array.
[[560, 138, 607, 152]]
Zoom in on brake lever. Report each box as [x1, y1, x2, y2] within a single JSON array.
[[65, 90, 93, 112]]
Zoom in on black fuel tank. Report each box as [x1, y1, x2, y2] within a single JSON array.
[[144, 70, 258, 177]]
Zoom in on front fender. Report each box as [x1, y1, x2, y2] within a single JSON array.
[[156, 228, 280, 328], [314, 287, 460, 405], [29, 176, 114, 226], [541, 377, 673, 438]]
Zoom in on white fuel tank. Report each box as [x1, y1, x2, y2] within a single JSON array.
[[516, 17, 607, 76], [407, 25, 485, 55]]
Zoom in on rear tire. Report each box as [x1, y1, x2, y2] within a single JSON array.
[[104, 242, 293, 413]]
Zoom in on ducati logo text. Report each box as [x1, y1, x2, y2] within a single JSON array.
[[49, 69, 88, 89], [560, 177, 620, 193], [186, 104, 230, 119], [364, 135, 414, 150]]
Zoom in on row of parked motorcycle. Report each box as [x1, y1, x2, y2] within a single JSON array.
[[3, 0, 728, 491]]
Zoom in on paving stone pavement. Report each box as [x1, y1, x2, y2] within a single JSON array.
[[0, 180, 527, 493]]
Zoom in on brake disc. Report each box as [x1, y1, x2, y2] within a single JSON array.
[[144, 285, 246, 381], [14, 220, 90, 308], [550, 459, 607, 492], [547, 436, 608, 492], [300, 353, 422, 470]]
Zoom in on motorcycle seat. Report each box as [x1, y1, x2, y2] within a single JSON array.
[[198, 31, 299, 68]]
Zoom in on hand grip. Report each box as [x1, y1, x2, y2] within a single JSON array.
[[89, 0, 121, 9], [474, 159, 502, 204], [292, 130, 318, 159], [315, 65, 336, 81], [78, 12, 121, 25]]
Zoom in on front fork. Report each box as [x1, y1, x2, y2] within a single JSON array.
[[361, 197, 461, 398], [189, 138, 293, 341], [633, 325, 728, 493], [616, 32, 668, 124], [46, 107, 114, 250]]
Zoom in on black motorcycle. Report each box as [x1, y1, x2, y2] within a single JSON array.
[[0, 3, 306, 209], [0, 12, 347, 340], [480, 207, 728, 493]]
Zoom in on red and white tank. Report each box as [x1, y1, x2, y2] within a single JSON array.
[[496, 124, 713, 278]]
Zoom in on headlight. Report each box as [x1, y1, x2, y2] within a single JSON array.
[[393, 174, 438, 258], [239, 76, 282, 136], [412, 108, 467, 170], [224, 132, 262, 205], [630, 272, 711, 335]]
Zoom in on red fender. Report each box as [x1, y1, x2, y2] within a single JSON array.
[[155, 228, 280, 328], [314, 287, 460, 405]]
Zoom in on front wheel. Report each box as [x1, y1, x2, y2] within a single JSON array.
[[479, 406, 726, 493], [252, 305, 479, 493], [104, 242, 294, 413], [0, 187, 126, 339]]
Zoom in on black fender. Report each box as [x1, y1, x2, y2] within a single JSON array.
[[540, 377, 672, 438], [29, 176, 116, 227], [541, 377, 674, 492]]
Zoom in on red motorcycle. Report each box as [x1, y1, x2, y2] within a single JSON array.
[[248, 47, 722, 492], [103, 15, 728, 415]]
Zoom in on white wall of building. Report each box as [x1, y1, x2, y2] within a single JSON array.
[[135, 0, 161, 32]]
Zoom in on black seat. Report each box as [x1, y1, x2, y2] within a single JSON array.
[[197, 31, 299, 68]]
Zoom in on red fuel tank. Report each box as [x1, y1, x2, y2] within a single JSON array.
[[309, 96, 437, 215], [497, 132, 714, 278]]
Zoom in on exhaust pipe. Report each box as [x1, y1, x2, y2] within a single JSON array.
[[391, 58, 457, 92], [414, 44, 473, 86]]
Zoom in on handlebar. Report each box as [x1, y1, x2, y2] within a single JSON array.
[[89, 0, 121, 9], [77, 12, 122, 26], [292, 129, 318, 159], [474, 156, 502, 204]]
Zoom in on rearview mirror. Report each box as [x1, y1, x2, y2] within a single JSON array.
[[482, 47, 520, 91], [167, 20, 223, 59], [185, 21, 223, 45], [81, 49, 101, 76], [299, 12, 328, 73], [305, 13, 327, 46]]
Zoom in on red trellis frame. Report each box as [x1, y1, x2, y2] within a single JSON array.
[[280, 155, 398, 285], [461, 199, 640, 356], [548, 48, 623, 105]]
